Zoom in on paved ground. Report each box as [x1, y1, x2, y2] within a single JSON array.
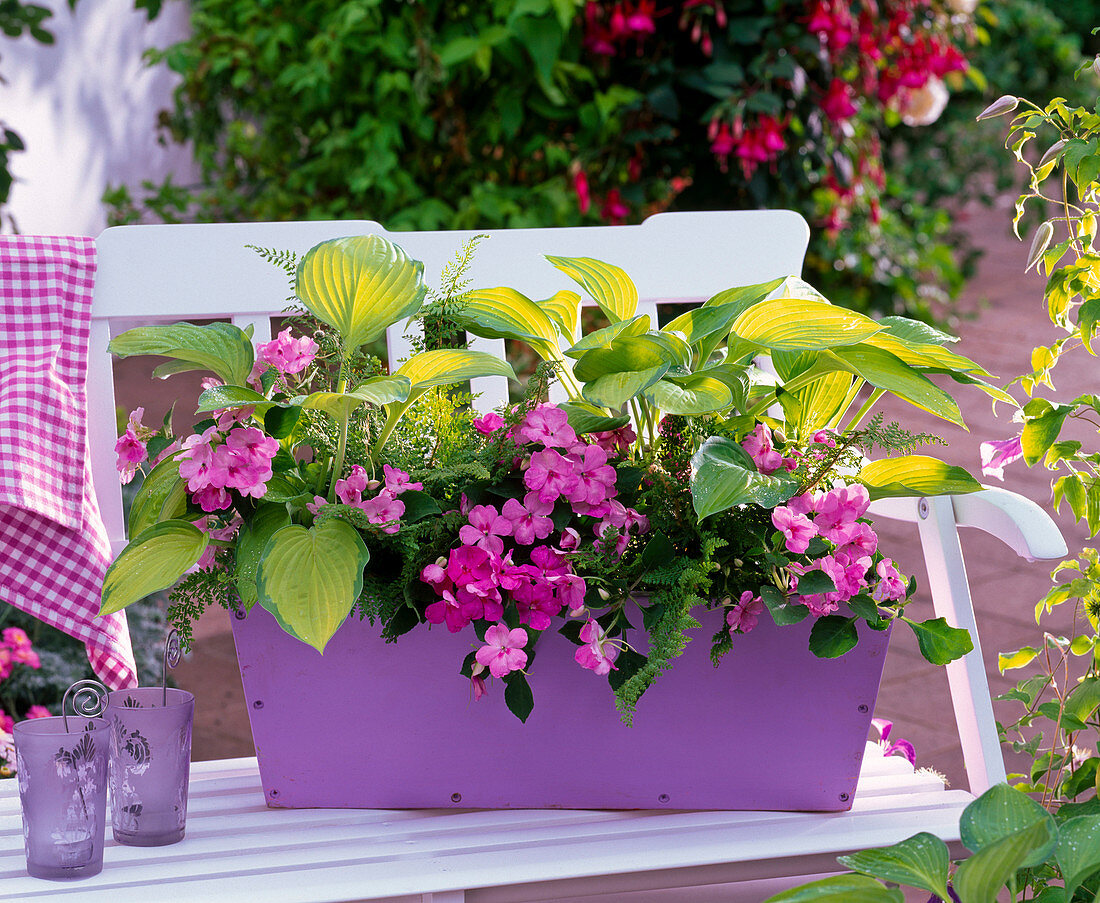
[[153, 198, 1093, 793]]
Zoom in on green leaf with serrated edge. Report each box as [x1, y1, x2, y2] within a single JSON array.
[[999, 647, 1040, 672], [256, 519, 369, 652], [564, 315, 650, 358], [837, 832, 951, 901], [295, 234, 427, 355], [503, 671, 534, 722], [829, 345, 965, 427], [847, 595, 887, 629], [808, 616, 859, 658], [109, 321, 255, 386], [643, 375, 733, 415], [100, 520, 208, 616], [581, 363, 669, 409], [877, 316, 960, 346], [731, 298, 883, 351], [857, 456, 982, 500], [559, 402, 630, 435], [760, 586, 811, 625], [540, 289, 581, 342], [1065, 677, 1100, 722], [954, 818, 1053, 903], [545, 255, 638, 323], [195, 384, 269, 414], [960, 783, 1056, 866], [690, 436, 799, 519], [127, 451, 187, 537], [762, 873, 902, 902], [455, 287, 563, 361], [902, 616, 973, 665], [233, 504, 291, 610]]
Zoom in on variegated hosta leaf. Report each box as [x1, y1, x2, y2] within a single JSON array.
[[558, 402, 631, 434], [877, 316, 960, 346], [545, 255, 638, 323], [394, 349, 516, 394], [828, 345, 966, 427], [291, 375, 413, 421], [109, 322, 255, 387], [196, 384, 272, 415], [572, 336, 669, 383], [456, 287, 563, 361], [581, 364, 669, 409], [764, 275, 830, 303], [256, 519, 369, 653], [127, 452, 188, 537], [864, 332, 989, 377], [565, 315, 650, 358], [540, 289, 581, 344], [731, 298, 883, 351], [295, 234, 427, 354], [234, 504, 292, 610], [100, 521, 209, 616], [857, 456, 982, 500], [690, 436, 799, 519], [644, 375, 733, 415], [783, 370, 853, 435], [643, 331, 692, 369]]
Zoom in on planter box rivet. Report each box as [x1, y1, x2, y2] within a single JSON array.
[[658, 794, 670, 804], [839, 793, 850, 802], [858, 704, 869, 713], [451, 793, 462, 803], [252, 700, 264, 709]]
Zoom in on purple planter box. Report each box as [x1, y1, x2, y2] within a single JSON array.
[[231, 604, 889, 811]]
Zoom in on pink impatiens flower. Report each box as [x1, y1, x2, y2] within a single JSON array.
[[771, 506, 817, 554], [980, 436, 1024, 481], [517, 405, 578, 449], [25, 705, 51, 720], [502, 494, 555, 545], [525, 448, 579, 503], [114, 407, 155, 484], [742, 424, 784, 474], [472, 412, 506, 435], [256, 327, 319, 375], [575, 619, 619, 675], [459, 504, 513, 556], [475, 624, 529, 678], [726, 591, 764, 635], [872, 558, 908, 602]]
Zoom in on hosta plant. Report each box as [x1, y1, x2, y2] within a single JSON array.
[[100, 233, 992, 722]]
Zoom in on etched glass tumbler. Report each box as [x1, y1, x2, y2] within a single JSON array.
[[12, 716, 110, 879], [105, 687, 194, 846]]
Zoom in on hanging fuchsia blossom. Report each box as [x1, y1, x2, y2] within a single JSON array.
[[475, 624, 529, 678], [256, 327, 318, 375]]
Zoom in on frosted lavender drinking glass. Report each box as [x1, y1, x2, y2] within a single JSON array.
[[12, 716, 110, 880], [105, 687, 194, 846]]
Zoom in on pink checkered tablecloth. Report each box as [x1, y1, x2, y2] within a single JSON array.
[[0, 236, 136, 689]]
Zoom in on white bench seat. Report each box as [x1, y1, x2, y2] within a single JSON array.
[[0, 743, 975, 903]]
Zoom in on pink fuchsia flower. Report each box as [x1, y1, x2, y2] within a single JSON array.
[[573, 169, 591, 215], [475, 624, 529, 678], [516, 405, 577, 449], [980, 436, 1024, 481], [25, 705, 51, 720], [772, 506, 817, 554], [575, 619, 619, 676], [256, 328, 319, 376], [726, 591, 764, 635], [742, 424, 784, 474], [502, 494, 555, 545], [472, 412, 506, 435], [600, 188, 630, 226], [382, 464, 422, 495], [871, 717, 916, 765], [822, 78, 858, 122], [872, 558, 908, 602]]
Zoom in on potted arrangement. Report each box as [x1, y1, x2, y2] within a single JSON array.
[[99, 233, 992, 809]]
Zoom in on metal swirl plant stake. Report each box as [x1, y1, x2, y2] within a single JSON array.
[[163, 628, 182, 706], [62, 679, 107, 732]]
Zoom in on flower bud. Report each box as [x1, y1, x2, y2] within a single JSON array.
[[733, 558, 744, 569], [1093, 56, 1100, 80], [435, 556, 448, 568], [597, 587, 610, 601], [365, 479, 381, 491], [1038, 139, 1066, 171], [1026, 221, 1055, 273], [976, 95, 1019, 121], [470, 661, 485, 677]]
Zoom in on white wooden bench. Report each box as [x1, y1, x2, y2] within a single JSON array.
[[1, 211, 1067, 901]]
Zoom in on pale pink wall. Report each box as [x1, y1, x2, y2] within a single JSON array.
[[1, 0, 194, 237]]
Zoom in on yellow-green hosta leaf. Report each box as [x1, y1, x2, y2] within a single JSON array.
[[565, 315, 650, 358], [457, 287, 563, 361], [701, 277, 787, 310], [109, 322, 255, 386], [395, 349, 516, 394], [545, 255, 638, 323], [234, 504, 292, 610], [837, 833, 951, 902], [196, 384, 272, 416], [295, 234, 427, 354], [256, 519, 369, 653], [765, 275, 831, 303], [99, 520, 208, 616], [731, 298, 883, 351], [581, 364, 669, 409], [877, 316, 960, 346], [572, 336, 669, 382], [865, 332, 990, 377], [127, 452, 188, 537], [829, 345, 966, 428], [292, 375, 412, 421], [540, 289, 581, 343], [644, 375, 733, 415], [953, 820, 1053, 903], [857, 456, 982, 500]]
